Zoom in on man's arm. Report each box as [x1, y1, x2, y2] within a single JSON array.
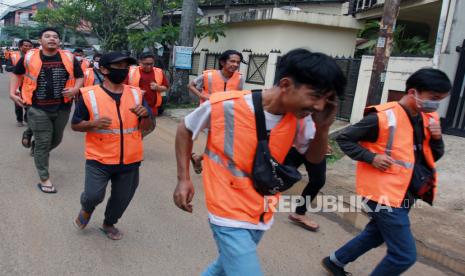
[[63, 58, 85, 98], [188, 76, 208, 101], [9, 73, 24, 107], [173, 121, 195, 213], [336, 113, 379, 163], [71, 97, 112, 132]]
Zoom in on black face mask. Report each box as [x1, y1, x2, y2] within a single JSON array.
[[104, 67, 129, 84]]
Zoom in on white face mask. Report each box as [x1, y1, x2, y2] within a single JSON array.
[[93, 62, 99, 69], [75, 56, 83, 62]]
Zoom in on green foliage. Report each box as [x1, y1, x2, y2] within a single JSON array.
[[357, 20, 434, 57]]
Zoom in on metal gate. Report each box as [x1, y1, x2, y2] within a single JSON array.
[[335, 57, 361, 121], [444, 39, 465, 137]]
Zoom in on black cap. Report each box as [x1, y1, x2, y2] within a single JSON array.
[[99, 52, 137, 67]]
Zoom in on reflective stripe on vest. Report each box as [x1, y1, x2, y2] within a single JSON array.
[[384, 109, 414, 169], [207, 71, 213, 95], [24, 51, 37, 81], [87, 88, 140, 134]]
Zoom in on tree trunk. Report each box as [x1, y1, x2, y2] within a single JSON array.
[[169, 0, 198, 105], [149, 0, 163, 30]]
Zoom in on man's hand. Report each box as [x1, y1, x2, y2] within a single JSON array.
[[372, 154, 394, 171], [130, 104, 149, 118], [62, 87, 79, 98], [428, 120, 442, 140], [173, 179, 195, 213], [92, 116, 112, 129], [312, 96, 338, 129], [150, 82, 158, 91], [10, 94, 24, 107], [200, 94, 210, 102]]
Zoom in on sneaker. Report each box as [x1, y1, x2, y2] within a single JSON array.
[[321, 256, 352, 276], [16, 121, 24, 127]]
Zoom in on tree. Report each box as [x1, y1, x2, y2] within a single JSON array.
[[35, 0, 152, 51], [169, 0, 198, 104], [356, 20, 434, 57]]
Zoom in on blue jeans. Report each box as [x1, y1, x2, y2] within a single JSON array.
[[331, 200, 416, 276], [202, 223, 265, 276]]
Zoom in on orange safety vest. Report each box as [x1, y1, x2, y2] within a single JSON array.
[[21, 49, 76, 105], [80, 85, 143, 165], [203, 90, 297, 224], [83, 68, 95, 87], [80, 59, 90, 72], [128, 66, 165, 108], [201, 70, 242, 104], [356, 102, 438, 207], [10, 51, 21, 66]]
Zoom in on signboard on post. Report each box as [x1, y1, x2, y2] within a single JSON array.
[[173, 46, 193, 69]]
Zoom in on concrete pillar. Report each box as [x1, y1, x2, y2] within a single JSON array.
[[240, 49, 252, 77], [264, 50, 280, 88], [199, 49, 208, 74]]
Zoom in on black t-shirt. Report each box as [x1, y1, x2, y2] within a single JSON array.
[[14, 51, 84, 112], [72, 85, 152, 172]]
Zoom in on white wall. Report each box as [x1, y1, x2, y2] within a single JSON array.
[[438, 0, 465, 118], [350, 56, 433, 123], [195, 21, 358, 58]]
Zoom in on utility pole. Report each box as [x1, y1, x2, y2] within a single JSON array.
[[365, 0, 401, 107]]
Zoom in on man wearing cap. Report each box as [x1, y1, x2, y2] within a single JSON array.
[[71, 52, 154, 240]]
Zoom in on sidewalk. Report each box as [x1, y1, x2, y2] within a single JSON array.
[[308, 134, 465, 275]]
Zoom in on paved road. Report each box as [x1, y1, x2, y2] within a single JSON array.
[[0, 73, 447, 275]]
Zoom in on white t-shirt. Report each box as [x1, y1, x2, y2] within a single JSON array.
[[184, 93, 316, 230]]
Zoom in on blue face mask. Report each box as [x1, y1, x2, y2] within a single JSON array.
[[415, 93, 441, 113]]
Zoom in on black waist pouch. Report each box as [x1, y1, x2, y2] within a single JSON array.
[[251, 91, 302, 195]]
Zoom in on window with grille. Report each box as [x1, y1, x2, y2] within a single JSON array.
[[190, 53, 200, 75], [204, 53, 221, 70], [246, 55, 268, 85]]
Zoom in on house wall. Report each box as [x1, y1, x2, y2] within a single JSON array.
[[194, 20, 358, 58], [350, 56, 434, 123]]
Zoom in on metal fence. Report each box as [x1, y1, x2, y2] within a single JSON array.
[[334, 57, 362, 121]]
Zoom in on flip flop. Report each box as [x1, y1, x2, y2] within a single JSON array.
[[37, 183, 57, 194], [99, 226, 123, 240], [288, 214, 320, 232], [21, 132, 32, 148], [190, 153, 202, 174], [73, 210, 92, 230]]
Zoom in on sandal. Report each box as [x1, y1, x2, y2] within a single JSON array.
[[22, 131, 32, 148], [73, 210, 92, 230], [288, 214, 320, 232], [190, 153, 203, 174], [100, 225, 123, 240], [37, 183, 57, 194]]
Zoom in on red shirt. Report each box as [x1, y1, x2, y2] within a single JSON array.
[[139, 68, 169, 108]]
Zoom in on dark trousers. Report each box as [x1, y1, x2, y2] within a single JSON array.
[[80, 163, 140, 226], [332, 200, 416, 275], [15, 104, 27, 123], [27, 107, 70, 181], [284, 147, 327, 215]]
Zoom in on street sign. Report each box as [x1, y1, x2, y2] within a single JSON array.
[[173, 46, 193, 69]]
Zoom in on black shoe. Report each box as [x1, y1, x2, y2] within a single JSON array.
[[322, 256, 352, 276]]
